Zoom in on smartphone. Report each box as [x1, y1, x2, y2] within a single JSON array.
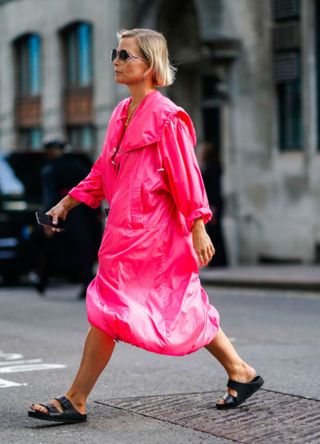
[[35, 212, 66, 231]]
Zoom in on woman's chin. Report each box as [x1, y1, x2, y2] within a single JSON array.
[[114, 75, 126, 85]]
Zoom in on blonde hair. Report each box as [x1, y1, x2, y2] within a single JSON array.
[[117, 28, 176, 87]]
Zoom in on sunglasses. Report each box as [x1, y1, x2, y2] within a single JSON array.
[[110, 48, 146, 63]]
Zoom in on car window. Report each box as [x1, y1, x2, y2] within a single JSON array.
[[0, 156, 25, 196]]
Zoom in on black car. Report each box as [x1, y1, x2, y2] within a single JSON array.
[[0, 151, 98, 285], [0, 152, 45, 284]]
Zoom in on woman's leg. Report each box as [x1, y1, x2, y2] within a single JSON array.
[[205, 327, 256, 405], [30, 326, 115, 414]]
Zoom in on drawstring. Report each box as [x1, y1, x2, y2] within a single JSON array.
[[156, 146, 165, 172]]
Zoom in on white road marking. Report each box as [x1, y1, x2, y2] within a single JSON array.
[[0, 351, 23, 360], [0, 350, 66, 388], [0, 359, 42, 367], [0, 363, 66, 374], [0, 378, 27, 388]]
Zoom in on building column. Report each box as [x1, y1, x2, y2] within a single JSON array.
[[301, 0, 317, 187], [93, 0, 120, 158], [41, 30, 64, 141], [0, 41, 16, 150]]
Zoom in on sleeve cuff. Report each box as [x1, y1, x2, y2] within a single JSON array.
[[68, 188, 101, 209], [186, 208, 212, 231]]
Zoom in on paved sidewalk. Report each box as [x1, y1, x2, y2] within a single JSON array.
[[200, 265, 320, 291]]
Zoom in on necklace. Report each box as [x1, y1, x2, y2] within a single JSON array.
[[125, 103, 138, 127]]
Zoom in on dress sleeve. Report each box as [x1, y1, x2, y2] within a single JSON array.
[[68, 155, 104, 208], [159, 116, 212, 231]]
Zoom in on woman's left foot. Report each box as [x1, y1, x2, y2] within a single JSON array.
[[216, 375, 264, 410]]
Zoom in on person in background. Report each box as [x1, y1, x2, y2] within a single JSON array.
[[34, 139, 101, 299], [201, 142, 228, 267], [28, 29, 263, 424]]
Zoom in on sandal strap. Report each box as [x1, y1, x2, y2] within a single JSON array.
[[227, 379, 245, 392], [223, 392, 237, 403], [227, 376, 261, 391], [227, 376, 263, 396], [39, 402, 60, 414], [55, 395, 77, 413]]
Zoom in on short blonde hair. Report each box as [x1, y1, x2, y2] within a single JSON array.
[[117, 28, 176, 87]]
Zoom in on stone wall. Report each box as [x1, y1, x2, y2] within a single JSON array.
[[0, 0, 120, 156]]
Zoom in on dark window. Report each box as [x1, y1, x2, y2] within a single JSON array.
[[18, 128, 43, 150], [272, 0, 302, 151], [62, 23, 93, 88], [316, 0, 320, 151], [67, 125, 95, 152], [277, 81, 302, 150], [14, 34, 41, 96], [272, 0, 300, 21]]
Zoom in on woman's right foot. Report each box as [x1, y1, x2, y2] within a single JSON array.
[[30, 395, 86, 415], [28, 395, 87, 423]]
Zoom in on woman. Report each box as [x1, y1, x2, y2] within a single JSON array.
[[28, 29, 263, 423]]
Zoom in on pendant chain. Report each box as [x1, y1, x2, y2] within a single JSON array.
[[125, 103, 138, 127]]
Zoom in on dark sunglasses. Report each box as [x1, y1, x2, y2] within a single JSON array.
[[110, 48, 146, 63]]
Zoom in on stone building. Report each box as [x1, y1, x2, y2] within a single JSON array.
[[0, 0, 319, 265]]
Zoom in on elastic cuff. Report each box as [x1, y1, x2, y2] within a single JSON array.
[[68, 188, 101, 209], [186, 208, 212, 231]]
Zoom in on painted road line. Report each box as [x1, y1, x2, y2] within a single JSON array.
[[0, 351, 23, 360], [0, 363, 66, 374], [0, 359, 42, 367], [0, 378, 27, 388], [0, 350, 66, 389]]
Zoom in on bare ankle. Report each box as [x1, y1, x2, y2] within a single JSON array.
[[65, 391, 86, 408], [228, 362, 256, 382]]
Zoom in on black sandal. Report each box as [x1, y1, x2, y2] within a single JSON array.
[[28, 395, 87, 423], [216, 375, 264, 410]]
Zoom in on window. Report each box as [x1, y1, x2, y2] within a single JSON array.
[[61, 22, 95, 153], [18, 128, 43, 150], [316, 0, 320, 150], [277, 81, 302, 149], [272, 0, 300, 21], [67, 125, 95, 152], [14, 33, 42, 150], [272, 0, 302, 151], [63, 22, 93, 88], [14, 34, 41, 96]]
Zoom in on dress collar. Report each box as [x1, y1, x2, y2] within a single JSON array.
[[115, 89, 158, 122]]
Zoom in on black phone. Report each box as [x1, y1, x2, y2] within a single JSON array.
[[35, 212, 66, 231]]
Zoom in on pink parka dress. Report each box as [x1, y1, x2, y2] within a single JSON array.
[[69, 90, 220, 355]]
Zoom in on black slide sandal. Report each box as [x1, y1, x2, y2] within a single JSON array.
[[216, 375, 264, 410], [28, 395, 87, 423]]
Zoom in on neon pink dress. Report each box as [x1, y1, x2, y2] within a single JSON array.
[[69, 90, 220, 355]]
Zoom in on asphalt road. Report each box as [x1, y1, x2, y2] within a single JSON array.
[[0, 284, 319, 443]]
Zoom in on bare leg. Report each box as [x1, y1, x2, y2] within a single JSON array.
[[205, 327, 256, 405], [30, 326, 115, 414]]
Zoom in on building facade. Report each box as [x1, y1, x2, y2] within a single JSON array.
[[0, 0, 319, 265]]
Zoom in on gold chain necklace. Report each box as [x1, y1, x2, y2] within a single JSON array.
[[125, 103, 138, 127]]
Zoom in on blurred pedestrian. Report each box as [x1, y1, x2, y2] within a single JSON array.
[[28, 28, 263, 424], [201, 142, 228, 267], [34, 139, 100, 299]]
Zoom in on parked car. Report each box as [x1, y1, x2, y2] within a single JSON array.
[[0, 152, 44, 284], [0, 150, 99, 285]]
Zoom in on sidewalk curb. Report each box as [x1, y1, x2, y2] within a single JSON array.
[[199, 267, 320, 292], [199, 275, 320, 292]]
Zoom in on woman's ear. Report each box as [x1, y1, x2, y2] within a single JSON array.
[[143, 65, 154, 82]]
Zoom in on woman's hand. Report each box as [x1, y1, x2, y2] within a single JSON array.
[[192, 218, 215, 267], [45, 195, 79, 234]]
